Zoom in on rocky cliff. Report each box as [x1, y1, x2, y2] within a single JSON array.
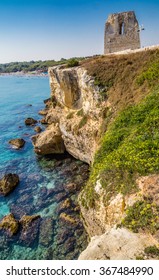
[[33, 65, 108, 164], [32, 48, 159, 260]]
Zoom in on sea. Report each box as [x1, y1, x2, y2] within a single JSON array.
[[0, 74, 88, 260]]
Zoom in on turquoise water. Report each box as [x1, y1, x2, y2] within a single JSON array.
[[0, 75, 88, 259]]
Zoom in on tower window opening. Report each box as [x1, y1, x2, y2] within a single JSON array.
[[119, 22, 125, 35]]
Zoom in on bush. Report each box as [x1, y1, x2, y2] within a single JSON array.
[[144, 246, 159, 257], [67, 59, 79, 68], [120, 200, 159, 233]]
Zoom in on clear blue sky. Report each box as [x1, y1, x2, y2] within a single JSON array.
[[0, 0, 159, 63]]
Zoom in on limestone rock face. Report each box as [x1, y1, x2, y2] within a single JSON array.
[[49, 66, 82, 109], [0, 214, 19, 236], [32, 123, 65, 155], [79, 227, 158, 260], [0, 173, 19, 196], [45, 65, 105, 163], [9, 138, 25, 149], [80, 174, 159, 238]]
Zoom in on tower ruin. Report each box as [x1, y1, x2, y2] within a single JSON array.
[[104, 11, 140, 54]]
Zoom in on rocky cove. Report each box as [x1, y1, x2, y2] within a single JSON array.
[[0, 75, 89, 259]]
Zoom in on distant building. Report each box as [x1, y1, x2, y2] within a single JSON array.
[[104, 11, 140, 54]]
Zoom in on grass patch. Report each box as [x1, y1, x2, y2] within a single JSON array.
[[66, 111, 74, 119], [78, 115, 88, 129], [144, 246, 159, 257], [76, 108, 84, 117], [82, 89, 159, 207], [136, 60, 159, 86]]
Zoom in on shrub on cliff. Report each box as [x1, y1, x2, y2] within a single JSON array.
[[67, 59, 79, 68]]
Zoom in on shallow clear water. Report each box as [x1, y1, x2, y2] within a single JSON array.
[[0, 75, 88, 260]]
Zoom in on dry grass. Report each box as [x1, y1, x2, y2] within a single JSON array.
[[81, 48, 159, 114]]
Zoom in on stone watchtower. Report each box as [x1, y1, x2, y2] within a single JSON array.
[[104, 11, 140, 54]]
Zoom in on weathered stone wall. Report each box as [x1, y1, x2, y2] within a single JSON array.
[[104, 11, 140, 54]]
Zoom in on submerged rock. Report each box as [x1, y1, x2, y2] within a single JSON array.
[[39, 218, 54, 247], [59, 213, 78, 226], [19, 215, 41, 247], [32, 123, 65, 155], [0, 173, 19, 196], [25, 117, 37, 126], [0, 213, 19, 236], [8, 138, 25, 149]]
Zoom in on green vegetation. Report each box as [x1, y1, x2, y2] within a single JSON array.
[[76, 108, 84, 117], [78, 115, 88, 129], [66, 111, 74, 119], [120, 201, 159, 233], [135, 255, 144, 260], [83, 88, 159, 207], [0, 57, 84, 73], [136, 60, 159, 86], [67, 58, 79, 68], [144, 246, 159, 257]]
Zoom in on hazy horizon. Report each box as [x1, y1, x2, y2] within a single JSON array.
[[0, 0, 159, 63]]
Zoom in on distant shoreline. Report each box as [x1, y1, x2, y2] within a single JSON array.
[[0, 71, 48, 77]]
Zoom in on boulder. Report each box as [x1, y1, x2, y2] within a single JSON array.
[[25, 117, 37, 126], [0, 173, 19, 196], [0, 214, 19, 236], [32, 124, 65, 155], [19, 215, 41, 229], [34, 126, 42, 133], [40, 117, 48, 124], [8, 138, 25, 149], [38, 109, 48, 116]]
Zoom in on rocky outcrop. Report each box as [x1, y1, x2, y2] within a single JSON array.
[[32, 65, 107, 163], [32, 123, 65, 155], [79, 227, 158, 260], [0, 174, 19, 196], [9, 138, 25, 149]]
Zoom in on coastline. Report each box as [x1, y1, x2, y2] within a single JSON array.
[[0, 71, 48, 77]]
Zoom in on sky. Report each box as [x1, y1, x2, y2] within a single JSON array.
[[0, 0, 159, 63]]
